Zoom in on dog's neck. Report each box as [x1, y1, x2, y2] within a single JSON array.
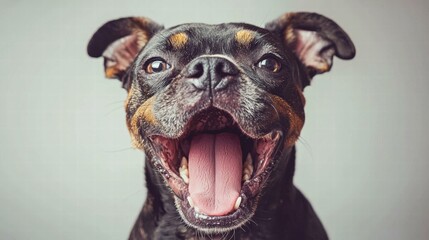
[[129, 147, 301, 240]]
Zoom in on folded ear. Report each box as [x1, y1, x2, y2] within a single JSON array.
[[266, 12, 355, 88], [87, 17, 163, 89]]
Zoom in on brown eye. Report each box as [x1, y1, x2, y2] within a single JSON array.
[[145, 59, 170, 74], [257, 57, 281, 73]]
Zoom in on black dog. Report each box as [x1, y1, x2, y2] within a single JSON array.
[[87, 12, 355, 240]]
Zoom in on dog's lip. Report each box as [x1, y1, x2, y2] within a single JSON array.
[[175, 193, 254, 233]]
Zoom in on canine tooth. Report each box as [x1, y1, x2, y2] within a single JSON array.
[[179, 156, 189, 183], [242, 173, 250, 182], [234, 197, 242, 210], [244, 168, 252, 175], [187, 196, 194, 207], [180, 168, 189, 184]]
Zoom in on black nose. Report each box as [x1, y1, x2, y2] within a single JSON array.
[[183, 56, 239, 91]]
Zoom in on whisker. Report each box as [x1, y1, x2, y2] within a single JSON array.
[[297, 136, 314, 160], [103, 147, 134, 153], [103, 105, 124, 117]]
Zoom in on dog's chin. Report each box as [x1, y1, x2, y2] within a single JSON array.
[[146, 108, 283, 233]]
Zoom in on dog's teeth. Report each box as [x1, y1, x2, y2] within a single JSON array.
[[242, 153, 253, 182], [234, 197, 242, 210], [179, 156, 189, 183], [180, 168, 189, 184], [180, 171, 189, 184], [187, 196, 194, 208], [242, 173, 250, 182]]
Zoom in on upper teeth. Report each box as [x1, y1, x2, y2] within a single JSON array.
[[179, 156, 189, 184], [242, 153, 253, 182]]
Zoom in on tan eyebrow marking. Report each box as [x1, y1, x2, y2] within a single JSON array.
[[169, 32, 188, 50], [235, 29, 255, 46]]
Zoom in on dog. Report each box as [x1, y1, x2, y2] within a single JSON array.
[[87, 11, 355, 240]]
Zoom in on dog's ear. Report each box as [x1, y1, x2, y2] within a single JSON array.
[[266, 12, 355, 88], [87, 17, 163, 89]]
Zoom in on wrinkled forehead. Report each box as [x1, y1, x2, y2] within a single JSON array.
[[142, 23, 283, 55]]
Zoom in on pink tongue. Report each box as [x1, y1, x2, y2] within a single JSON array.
[[188, 133, 242, 216]]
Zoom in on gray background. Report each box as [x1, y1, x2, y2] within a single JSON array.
[[1, 0, 428, 239]]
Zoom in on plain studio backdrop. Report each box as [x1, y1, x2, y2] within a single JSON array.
[[1, 0, 428, 239]]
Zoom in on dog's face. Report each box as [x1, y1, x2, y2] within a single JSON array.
[[129, 23, 304, 232], [88, 12, 354, 234]]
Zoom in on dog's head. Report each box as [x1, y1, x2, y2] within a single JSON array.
[[88, 12, 354, 233]]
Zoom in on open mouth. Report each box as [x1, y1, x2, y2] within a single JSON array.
[[148, 108, 282, 232]]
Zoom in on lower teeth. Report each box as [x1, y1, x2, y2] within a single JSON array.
[[234, 196, 242, 210], [187, 196, 194, 207]]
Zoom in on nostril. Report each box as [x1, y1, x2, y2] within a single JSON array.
[[186, 62, 205, 78], [215, 61, 239, 77], [215, 62, 227, 78]]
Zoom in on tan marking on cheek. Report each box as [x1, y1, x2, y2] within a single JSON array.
[[235, 29, 255, 47], [169, 32, 188, 50], [129, 96, 157, 149], [270, 94, 304, 147]]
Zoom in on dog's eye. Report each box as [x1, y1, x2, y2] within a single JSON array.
[[145, 59, 171, 74], [256, 57, 281, 73]]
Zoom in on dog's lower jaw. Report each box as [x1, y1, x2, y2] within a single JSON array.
[[129, 147, 328, 240]]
